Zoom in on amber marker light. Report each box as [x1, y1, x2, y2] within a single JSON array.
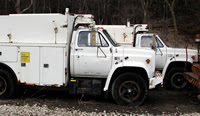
[[97, 27, 104, 29], [191, 56, 195, 60], [146, 59, 150, 64], [195, 34, 200, 42], [195, 34, 200, 39]]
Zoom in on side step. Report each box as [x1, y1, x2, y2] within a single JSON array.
[[149, 71, 163, 89], [69, 78, 102, 95]]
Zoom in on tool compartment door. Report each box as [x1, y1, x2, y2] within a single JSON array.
[[0, 46, 18, 62], [40, 47, 65, 86], [20, 47, 40, 84]]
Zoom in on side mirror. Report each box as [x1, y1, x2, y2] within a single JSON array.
[[150, 43, 157, 51]]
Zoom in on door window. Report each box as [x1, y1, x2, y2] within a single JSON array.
[[78, 31, 108, 47], [141, 36, 153, 47], [141, 36, 163, 48]]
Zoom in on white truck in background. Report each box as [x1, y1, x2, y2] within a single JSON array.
[[96, 24, 197, 90], [0, 9, 162, 106]]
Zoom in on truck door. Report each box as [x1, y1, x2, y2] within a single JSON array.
[[72, 30, 112, 78], [140, 35, 167, 70]]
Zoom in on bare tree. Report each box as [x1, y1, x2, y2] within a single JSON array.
[[15, 0, 21, 13], [14, 0, 33, 13], [139, 0, 151, 23], [164, 0, 178, 46], [5, 0, 8, 14], [33, 0, 36, 13]]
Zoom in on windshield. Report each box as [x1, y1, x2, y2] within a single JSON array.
[[103, 30, 119, 47], [156, 35, 169, 47]]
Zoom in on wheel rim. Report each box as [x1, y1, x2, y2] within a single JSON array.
[[0, 76, 7, 95], [171, 72, 187, 89], [119, 81, 141, 102]]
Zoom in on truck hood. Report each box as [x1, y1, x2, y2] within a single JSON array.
[[113, 46, 156, 79], [121, 46, 155, 57], [167, 47, 198, 62]]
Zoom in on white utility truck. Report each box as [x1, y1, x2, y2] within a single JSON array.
[[0, 9, 162, 106], [96, 24, 197, 90]]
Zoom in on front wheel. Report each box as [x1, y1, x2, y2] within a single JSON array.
[[164, 67, 188, 90], [111, 73, 147, 106]]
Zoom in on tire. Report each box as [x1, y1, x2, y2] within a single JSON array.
[[0, 69, 17, 99], [164, 67, 188, 90], [111, 73, 147, 106]]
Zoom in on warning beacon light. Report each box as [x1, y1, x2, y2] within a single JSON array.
[[195, 34, 200, 43]]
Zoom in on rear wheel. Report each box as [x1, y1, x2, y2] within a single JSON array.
[[0, 69, 17, 99], [0, 76, 7, 96], [111, 73, 147, 106]]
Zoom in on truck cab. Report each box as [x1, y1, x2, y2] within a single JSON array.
[[135, 33, 197, 89], [68, 27, 162, 106], [97, 24, 198, 90], [70, 29, 115, 78]]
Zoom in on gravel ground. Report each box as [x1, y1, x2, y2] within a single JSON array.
[[0, 86, 199, 116], [0, 104, 199, 116]]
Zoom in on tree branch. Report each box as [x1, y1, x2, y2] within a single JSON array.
[[22, 0, 33, 13], [15, 0, 22, 14], [164, 0, 171, 7]]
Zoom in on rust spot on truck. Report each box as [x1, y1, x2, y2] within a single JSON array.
[[51, 84, 59, 87], [123, 33, 127, 39], [186, 76, 200, 89], [17, 46, 21, 53], [184, 73, 200, 89], [61, 25, 67, 28], [18, 79, 21, 83], [42, 84, 65, 87], [7, 34, 12, 43], [18, 79, 65, 87], [150, 80, 153, 85], [24, 82, 35, 86]]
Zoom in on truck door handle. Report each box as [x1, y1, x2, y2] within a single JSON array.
[[110, 48, 112, 53], [75, 48, 83, 51]]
